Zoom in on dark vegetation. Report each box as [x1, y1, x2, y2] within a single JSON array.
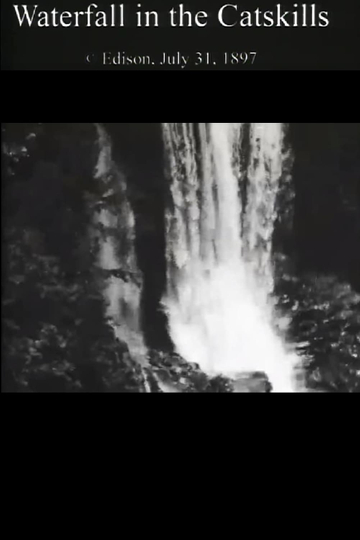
[[2, 123, 359, 392], [2, 123, 146, 392]]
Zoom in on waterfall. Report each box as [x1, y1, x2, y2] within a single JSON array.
[[94, 124, 147, 361], [162, 122, 299, 392], [244, 123, 285, 298]]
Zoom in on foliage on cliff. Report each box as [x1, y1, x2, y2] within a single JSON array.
[[276, 263, 360, 393], [2, 123, 148, 392]]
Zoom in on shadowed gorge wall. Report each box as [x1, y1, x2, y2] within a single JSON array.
[[104, 123, 172, 349], [290, 123, 360, 290]]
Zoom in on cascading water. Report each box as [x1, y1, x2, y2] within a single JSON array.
[[94, 123, 147, 361], [162, 122, 300, 392], [244, 123, 285, 299]]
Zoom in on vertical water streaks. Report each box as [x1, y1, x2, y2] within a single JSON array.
[[162, 122, 300, 392], [244, 123, 285, 299]]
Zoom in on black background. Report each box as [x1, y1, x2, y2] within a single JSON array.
[[2, 0, 359, 117], [1, 0, 360, 70]]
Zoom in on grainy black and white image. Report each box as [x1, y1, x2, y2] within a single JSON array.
[[2, 123, 360, 392]]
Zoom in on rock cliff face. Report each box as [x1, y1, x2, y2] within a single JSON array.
[[103, 123, 171, 350], [92, 123, 147, 362]]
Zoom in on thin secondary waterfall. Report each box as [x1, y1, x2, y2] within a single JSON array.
[[162, 122, 299, 392], [94, 124, 146, 360], [244, 123, 285, 298]]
